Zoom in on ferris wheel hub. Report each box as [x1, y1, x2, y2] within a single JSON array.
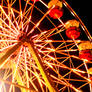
[[17, 33, 31, 44]]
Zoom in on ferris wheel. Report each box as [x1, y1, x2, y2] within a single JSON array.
[[0, 0, 92, 92]]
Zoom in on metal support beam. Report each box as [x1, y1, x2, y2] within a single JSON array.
[[0, 42, 22, 68], [26, 41, 57, 92]]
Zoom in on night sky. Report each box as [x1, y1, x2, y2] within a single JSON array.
[[66, 0, 92, 35]]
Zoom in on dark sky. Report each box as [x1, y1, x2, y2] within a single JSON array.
[[66, 0, 92, 35]]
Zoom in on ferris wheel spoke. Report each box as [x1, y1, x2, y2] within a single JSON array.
[[45, 61, 82, 92], [23, 47, 30, 91], [36, 48, 87, 91], [22, 6, 33, 28], [27, 5, 55, 36], [10, 0, 17, 6], [26, 41, 58, 92], [0, 43, 18, 52], [0, 40, 18, 42], [35, 24, 63, 41], [48, 58, 90, 83], [24, 0, 61, 36], [0, 32, 16, 39], [23, 0, 30, 15], [9, 46, 23, 92], [0, 6, 19, 34], [22, 0, 36, 31], [0, 18, 18, 36], [10, 8, 20, 31]]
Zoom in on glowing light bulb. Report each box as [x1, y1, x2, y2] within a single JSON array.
[[78, 41, 92, 51], [66, 26, 80, 39], [49, 7, 63, 19], [48, 0, 63, 8], [65, 20, 80, 29], [79, 49, 92, 61]]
